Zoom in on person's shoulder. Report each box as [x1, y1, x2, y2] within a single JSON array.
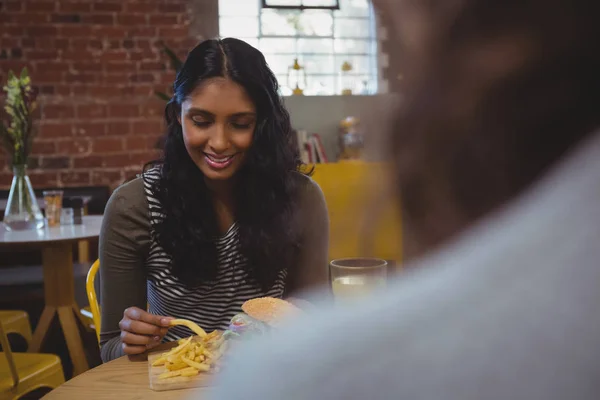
[[291, 171, 325, 202], [105, 176, 147, 216]]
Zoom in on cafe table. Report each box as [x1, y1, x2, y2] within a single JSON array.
[[0, 215, 103, 376], [43, 344, 212, 400]]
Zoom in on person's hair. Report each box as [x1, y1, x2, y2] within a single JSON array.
[[387, 0, 600, 256], [145, 38, 305, 289]]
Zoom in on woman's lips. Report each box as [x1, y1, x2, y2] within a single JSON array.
[[204, 153, 237, 170]]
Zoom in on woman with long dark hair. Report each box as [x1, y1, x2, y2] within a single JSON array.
[[98, 38, 329, 362]]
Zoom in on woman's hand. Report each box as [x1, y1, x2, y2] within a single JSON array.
[[118, 307, 173, 355]]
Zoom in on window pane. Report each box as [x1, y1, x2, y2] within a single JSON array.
[[302, 55, 335, 74], [334, 39, 373, 54], [259, 38, 297, 54], [219, 0, 259, 16], [276, 74, 294, 95], [261, 9, 299, 36], [297, 38, 333, 54], [302, 0, 339, 7], [220, 17, 259, 37], [305, 75, 336, 95], [264, 54, 297, 74], [335, 55, 372, 74], [297, 10, 333, 36], [334, 18, 372, 38], [335, 0, 370, 17], [264, 0, 302, 6]]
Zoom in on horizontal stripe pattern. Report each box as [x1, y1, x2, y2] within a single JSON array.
[[142, 169, 286, 342]]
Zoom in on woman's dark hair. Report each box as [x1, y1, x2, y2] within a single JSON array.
[[145, 38, 305, 289], [384, 0, 600, 257]]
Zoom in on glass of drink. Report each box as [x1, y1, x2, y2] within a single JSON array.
[[330, 258, 387, 302], [43, 190, 63, 227]]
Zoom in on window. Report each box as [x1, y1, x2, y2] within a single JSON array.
[[219, 0, 378, 96]]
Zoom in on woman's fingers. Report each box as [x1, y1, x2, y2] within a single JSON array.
[[120, 330, 161, 346], [119, 319, 165, 336], [124, 307, 172, 327]]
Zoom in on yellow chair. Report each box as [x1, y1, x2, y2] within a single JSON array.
[[0, 311, 32, 349], [84, 260, 101, 342], [0, 317, 65, 399], [311, 161, 403, 267]]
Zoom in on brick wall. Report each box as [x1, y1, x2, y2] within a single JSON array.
[[0, 0, 205, 190]]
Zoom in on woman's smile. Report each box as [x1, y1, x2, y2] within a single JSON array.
[[204, 152, 239, 170]]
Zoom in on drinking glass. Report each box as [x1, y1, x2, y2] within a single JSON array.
[[330, 258, 387, 302], [43, 190, 63, 227]]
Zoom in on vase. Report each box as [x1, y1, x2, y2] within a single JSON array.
[[3, 164, 45, 231]]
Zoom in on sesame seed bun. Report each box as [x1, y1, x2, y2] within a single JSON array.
[[241, 297, 302, 326]]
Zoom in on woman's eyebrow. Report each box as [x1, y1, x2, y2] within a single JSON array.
[[229, 112, 256, 118]]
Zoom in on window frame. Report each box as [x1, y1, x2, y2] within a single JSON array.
[[261, 0, 340, 11]]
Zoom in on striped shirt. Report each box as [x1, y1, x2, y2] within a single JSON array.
[[142, 169, 287, 341]]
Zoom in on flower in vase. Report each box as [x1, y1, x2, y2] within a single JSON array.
[[1, 67, 38, 167]]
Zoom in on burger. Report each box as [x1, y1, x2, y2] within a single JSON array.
[[224, 297, 302, 340]]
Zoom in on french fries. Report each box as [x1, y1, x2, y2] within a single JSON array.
[[169, 319, 208, 338], [152, 328, 228, 380]]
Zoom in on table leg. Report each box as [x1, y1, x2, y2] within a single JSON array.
[[29, 242, 90, 375], [58, 305, 89, 376], [29, 306, 56, 352]]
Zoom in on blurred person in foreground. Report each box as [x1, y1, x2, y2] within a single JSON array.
[[206, 0, 600, 399]]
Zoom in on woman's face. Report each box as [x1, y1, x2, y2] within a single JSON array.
[[179, 77, 257, 182]]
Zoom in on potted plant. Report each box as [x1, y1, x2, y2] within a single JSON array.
[[0, 68, 44, 230]]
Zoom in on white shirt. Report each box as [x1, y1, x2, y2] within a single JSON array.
[[205, 131, 600, 400]]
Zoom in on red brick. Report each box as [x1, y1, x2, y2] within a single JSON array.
[[129, 151, 154, 166], [92, 26, 128, 38], [130, 73, 155, 83], [117, 14, 147, 25], [131, 120, 163, 136], [149, 15, 178, 25], [43, 62, 71, 71], [27, 26, 58, 37], [84, 14, 114, 25], [158, 27, 189, 38], [108, 104, 139, 118], [127, 27, 157, 38], [158, 3, 186, 13], [60, 25, 93, 37], [124, 2, 157, 13], [57, 138, 91, 154], [139, 102, 164, 118], [134, 86, 154, 96], [72, 62, 103, 73], [61, 50, 95, 60], [35, 70, 63, 83], [6, 1, 23, 12], [43, 104, 75, 119], [25, 1, 57, 12], [53, 85, 71, 96], [125, 134, 162, 150], [1, 38, 20, 48], [31, 140, 57, 155], [87, 85, 118, 97], [106, 122, 131, 135], [73, 155, 103, 168], [93, 2, 122, 12], [28, 172, 58, 187], [39, 123, 73, 138], [97, 50, 127, 62], [102, 74, 129, 85], [11, 13, 50, 24], [59, 2, 91, 13], [26, 49, 60, 60], [65, 73, 98, 84], [130, 49, 158, 61], [0, 173, 12, 187], [59, 171, 90, 185], [77, 104, 108, 119], [39, 156, 70, 169], [93, 137, 123, 153], [50, 14, 82, 24], [73, 122, 106, 137], [104, 62, 131, 73], [91, 169, 123, 185], [140, 61, 165, 71], [55, 38, 70, 50], [103, 154, 131, 168]]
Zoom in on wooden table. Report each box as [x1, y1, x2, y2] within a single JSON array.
[[43, 346, 212, 399], [0, 216, 103, 376]]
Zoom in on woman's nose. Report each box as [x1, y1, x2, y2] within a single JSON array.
[[208, 125, 229, 153]]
